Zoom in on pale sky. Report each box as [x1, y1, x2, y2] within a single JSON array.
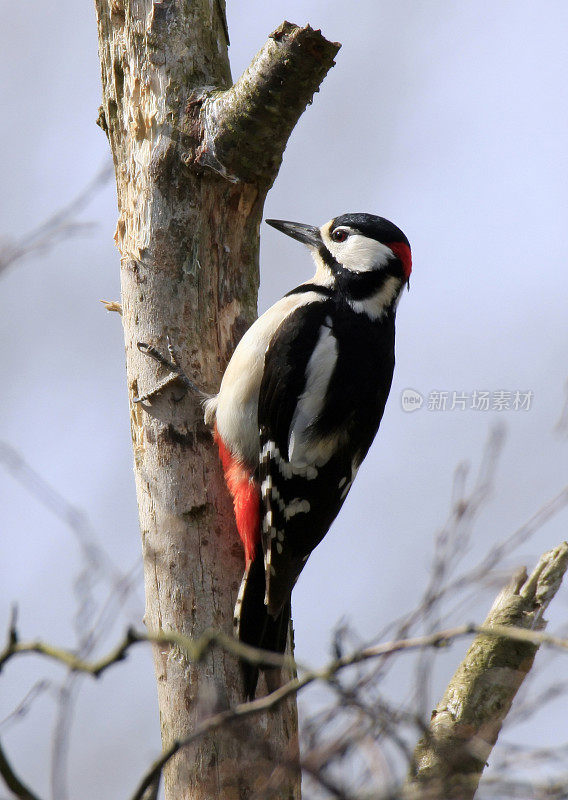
[[1, 1, 567, 797]]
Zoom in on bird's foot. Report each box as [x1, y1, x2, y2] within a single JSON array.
[[134, 337, 204, 403]]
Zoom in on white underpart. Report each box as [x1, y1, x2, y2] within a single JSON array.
[[288, 323, 338, 468], [349, 275, 401, 319], [205, 291, 325, 465]]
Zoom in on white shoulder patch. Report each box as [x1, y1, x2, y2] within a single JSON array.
[[288, 324, 338, 467]]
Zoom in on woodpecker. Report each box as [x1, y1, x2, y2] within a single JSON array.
[[204, 212, 412, 698]]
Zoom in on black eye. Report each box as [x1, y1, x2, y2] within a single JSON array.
[[331, 228, 349, 243]]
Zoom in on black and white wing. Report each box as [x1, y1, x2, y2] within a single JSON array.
[[257, 301, 358, 616]]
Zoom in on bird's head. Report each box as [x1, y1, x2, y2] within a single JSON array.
[[266, 213, 411, 314]]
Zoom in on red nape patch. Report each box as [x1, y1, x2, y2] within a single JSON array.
[[214, 426, 260, 565], [389, 241, 412, 280]]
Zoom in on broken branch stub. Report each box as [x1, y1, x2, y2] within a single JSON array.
[[188, 22, 341, 186], [405, 541, 568, 800]]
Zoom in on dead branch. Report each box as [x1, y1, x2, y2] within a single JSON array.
[[188, 22, 340, 185], [405, 541, 568, 800], [4, 613, 568, 696]]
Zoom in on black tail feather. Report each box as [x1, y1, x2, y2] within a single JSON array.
[[235, 545, 291, 700]]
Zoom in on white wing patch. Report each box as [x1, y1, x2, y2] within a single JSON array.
[[288, 323, 338, 468]]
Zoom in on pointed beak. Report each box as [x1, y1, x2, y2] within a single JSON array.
[[265, 219, 322, 248]]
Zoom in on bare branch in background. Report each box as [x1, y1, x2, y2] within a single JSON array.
[[0, 162, 112, 278], [1, 432, 568, 798], [295, 432, 568, 800], [410, 426, 506, 719], [0, 441, 143, 800], [0, 682, 51, 733], [5, 614, 568, 688], [2, 535, 568, 800], [405, 542, 568, 800], [0, 156, 121, 799]]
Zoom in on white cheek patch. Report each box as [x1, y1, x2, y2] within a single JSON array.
[[328, 234, 394, 273], [320, 221, 394, 274]]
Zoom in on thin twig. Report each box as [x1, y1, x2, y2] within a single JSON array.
[[0, 162, 112, 277], [4, 618, 568, 685], [0, 681, 51, 732], [3, 553, 568, 799]]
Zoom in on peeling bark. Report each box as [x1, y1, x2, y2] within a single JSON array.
[[93, 2, 339, 798]]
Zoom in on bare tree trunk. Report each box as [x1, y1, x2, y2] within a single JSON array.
[[404, 542, 568, 800], [93, 2, 338, 798]]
